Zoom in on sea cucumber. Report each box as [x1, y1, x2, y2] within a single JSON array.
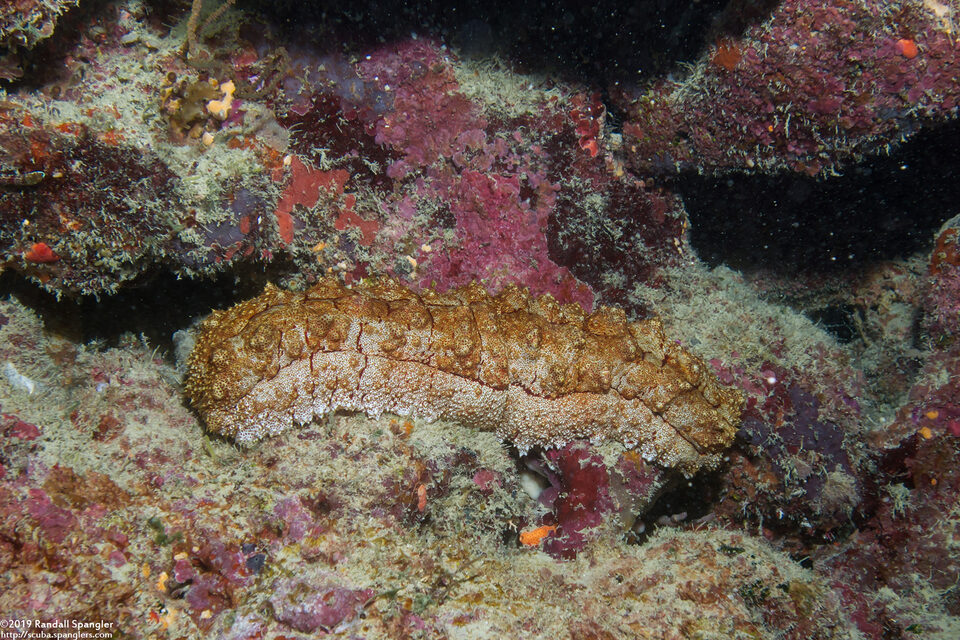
[[186, 278, 743, 474]]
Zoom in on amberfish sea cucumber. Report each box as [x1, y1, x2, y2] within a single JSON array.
[[186, 278, 743, 474]]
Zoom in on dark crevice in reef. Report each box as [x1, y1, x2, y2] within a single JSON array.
[[675, 118, 960, 275], [806, 304, 861, 345], [632, 465, 727, 545], [0, 268, 265, 355], [11, 0, 766, 91], [253, 0, 736, 85]]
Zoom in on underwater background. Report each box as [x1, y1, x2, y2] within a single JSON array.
[[1, 0, 959, 637]]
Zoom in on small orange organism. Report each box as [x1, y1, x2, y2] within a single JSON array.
[[712, 40, 742, 71], [416, 483, 427, 512], [519, 525, 557, 546], [24, 242, 59, 263], [896, 38, 919, 59], [206, 80, 236, 120], [930, 228, 959, 274]]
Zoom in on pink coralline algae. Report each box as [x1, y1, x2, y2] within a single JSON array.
[[246, 25, 693, 305], [270, 495, 329, 542], [354, 41, 597, 305], [703, 347, 871, 542], [472, 468, 502, 494], [1, 414, 41, 440], [170, 538, 255, 627], [822, 387, 960, 637], [363, 41, 487, 172], [530, 443, 614, 558], [525, 443, 667, 558], [896, 345, 960, 445], [25, 488, 76, 544], [260, 36, 610, 304], [619, 0, 960, 176], [416, 168, 592, 308], [270, 578, 373, 633]]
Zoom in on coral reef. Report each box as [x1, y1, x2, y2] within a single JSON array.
[[522, 442, 669, 559], [1, 0, 670, 302], [0, 114, 184, 294], [817, 338, 960, 637], [2, 0, 960, 637], [618, 0, 960, 176], [0, 296, 864, 638], [187, 277, 742, 474]]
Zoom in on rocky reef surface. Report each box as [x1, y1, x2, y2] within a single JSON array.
[[1, 1, 959, 638]]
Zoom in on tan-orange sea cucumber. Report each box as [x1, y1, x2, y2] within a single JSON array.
[[185, 278, 743, 474]]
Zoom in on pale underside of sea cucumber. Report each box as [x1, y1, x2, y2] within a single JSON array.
[[186, 278, 743, 475]]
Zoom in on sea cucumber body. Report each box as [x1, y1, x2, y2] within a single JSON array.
[[186, 278, 742, 474]]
